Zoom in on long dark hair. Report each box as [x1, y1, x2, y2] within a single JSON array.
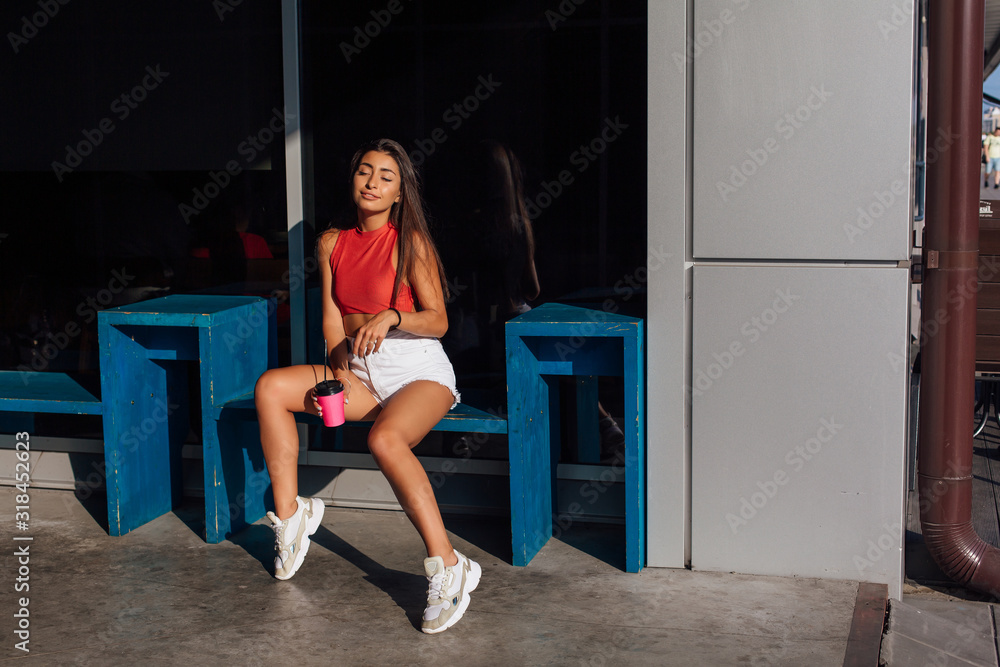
[[348, 138, 449, 308], [478, 141, 537, 308]]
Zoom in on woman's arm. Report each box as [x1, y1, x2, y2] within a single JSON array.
[[397, 233, 448, 337], [318, 230, 352, 374]]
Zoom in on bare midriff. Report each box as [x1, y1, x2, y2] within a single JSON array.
[[343, 313, 375, 338]]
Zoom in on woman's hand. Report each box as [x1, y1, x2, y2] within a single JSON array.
[[351, 310, 397, 356], [310, 386, 322, 414], [311, 372, 354, 417], [335, 372, 353, 405]]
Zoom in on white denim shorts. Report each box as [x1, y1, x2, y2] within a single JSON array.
[[347, 330, 460, 409]]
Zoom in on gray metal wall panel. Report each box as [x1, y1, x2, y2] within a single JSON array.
[[690, 265, 908, 596], [692, 1, 915, 261], [646, 0, 690, 568]]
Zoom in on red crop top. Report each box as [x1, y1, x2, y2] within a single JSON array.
[[329, 221, 415, 315]]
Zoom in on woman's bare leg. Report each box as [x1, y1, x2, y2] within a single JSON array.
[[254, 364, 380, 519], [367, 381, 458, 565]]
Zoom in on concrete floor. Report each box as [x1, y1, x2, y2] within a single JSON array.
[[0, 487, 861, 665]]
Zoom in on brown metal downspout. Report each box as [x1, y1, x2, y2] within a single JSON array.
[[919, 0, 1000, 597]]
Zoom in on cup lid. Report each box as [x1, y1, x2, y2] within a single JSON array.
[[314, 379, 343, 395]]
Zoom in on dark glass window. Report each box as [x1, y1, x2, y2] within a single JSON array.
[[0, 0, 288, 435], [302, 1, 647, 459]]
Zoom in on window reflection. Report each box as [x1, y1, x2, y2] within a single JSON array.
[[303, 1, 647, 460], [0, 0, 288, 437]]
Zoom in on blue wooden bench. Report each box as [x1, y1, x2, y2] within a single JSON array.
[[5, 296, 643, 574], [0, 371, 102, 432], [506, 302, 645, 572]]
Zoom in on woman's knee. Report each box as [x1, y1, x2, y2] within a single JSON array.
[[254, 369, 279, 406], [368, 428, 405, 461], [255, 367, 304, 411]]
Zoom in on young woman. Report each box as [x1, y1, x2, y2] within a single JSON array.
[[254, 138, 481, 634]]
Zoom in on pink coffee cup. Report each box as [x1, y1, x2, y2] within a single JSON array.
[[314, 380, 345, 427]]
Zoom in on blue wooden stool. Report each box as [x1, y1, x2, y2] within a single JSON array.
[[0, 371, 102, 432], [98, 295, 275, 543], [505, 302, 645, 572]]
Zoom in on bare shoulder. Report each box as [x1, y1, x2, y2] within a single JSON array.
[[316, 228, 341, 260], [408, 230, 435, 261]]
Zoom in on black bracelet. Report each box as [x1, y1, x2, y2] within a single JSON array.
[[389, 307, 402, 328]]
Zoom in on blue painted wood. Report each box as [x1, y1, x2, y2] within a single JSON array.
[[427, 404, 508, 433], [197, 300, 271, 543], [535, 358, 622, 377], [526, 336, 623, 370], [505, 302, 642, 337], [99, 294, 266, 326], [505, 302, 645, 572], [0, 371, 102, 415], [99, 295, 273, 543], [623, 328, 645, 572], [506, 334, 553, 566], [99, 322, 181, 536], [113, 326, 199, 361]]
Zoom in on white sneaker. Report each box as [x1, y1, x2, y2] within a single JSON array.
[[266, 496, 325, 580], [421, 549, 482, 634]]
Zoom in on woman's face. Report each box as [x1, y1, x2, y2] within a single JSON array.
[[353, 150, 402, 216]]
